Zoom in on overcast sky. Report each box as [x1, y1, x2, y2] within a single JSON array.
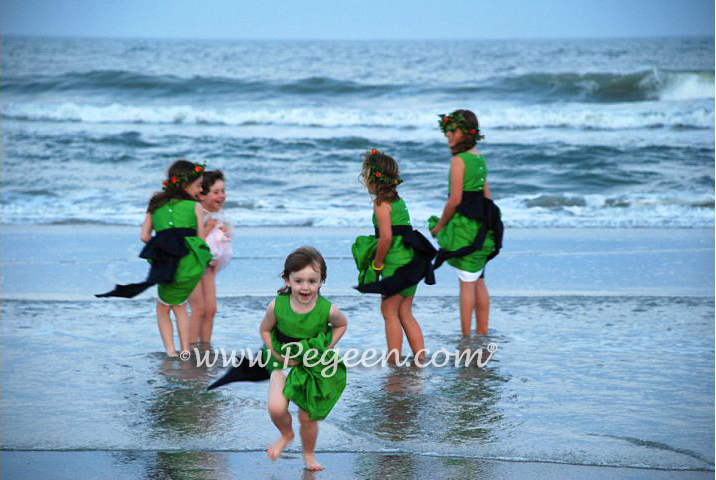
[[1, 0, 713, 40]]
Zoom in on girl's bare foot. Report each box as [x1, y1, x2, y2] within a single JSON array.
[[303, 454, 324, 471], [267, 432, 294, 460], [166, 351, 178, 357]]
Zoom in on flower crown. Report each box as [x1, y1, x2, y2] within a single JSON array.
[[364, 149, 402, 186], [438, 113, 485, 141], [162, 162, 206, 191]]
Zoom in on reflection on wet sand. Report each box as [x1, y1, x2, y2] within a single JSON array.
[[110, 451, 229, 480], [438, 336, 509, 444], [137, 352, 229, 478], [352, 365, 426, 477], [347, 336, 510, 478], [148, 354, 219, 435], [370, 364, 426, 442]]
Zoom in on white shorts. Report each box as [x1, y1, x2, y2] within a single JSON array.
[[454, 267, 484, 283], [157, 297, 188, 307]]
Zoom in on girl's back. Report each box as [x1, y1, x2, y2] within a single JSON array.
[[371, 198, 412, 227], [152, 199, 198, 231], [449, 152, 487, 193]]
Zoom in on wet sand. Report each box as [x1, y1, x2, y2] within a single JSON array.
[[2, 450, 713, 480], [1, 225, 713, 478]]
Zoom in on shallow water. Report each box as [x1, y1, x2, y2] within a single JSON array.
[[2, 294, 713, 471]]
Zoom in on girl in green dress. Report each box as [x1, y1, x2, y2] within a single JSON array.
[[259, 247, 348, 472], [97, 160, 212, 356], [429, 110, 503, 336], [353, 150, 436, 363]]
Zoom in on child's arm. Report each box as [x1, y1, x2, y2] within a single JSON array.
[[327, 305, 347, 349], [140, 213, 153, 243], [373, 201, 392, 269], [194, 203, 207, 239], [431, 156, 464, 235], [259, 299, 299, 366], [483, 179, 492, 200]]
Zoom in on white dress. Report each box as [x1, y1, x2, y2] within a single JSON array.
[[202, 209, 233, 272]]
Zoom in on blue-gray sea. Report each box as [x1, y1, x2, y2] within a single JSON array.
[[1, 36, 713, 227], [1, 36, 714, 477]]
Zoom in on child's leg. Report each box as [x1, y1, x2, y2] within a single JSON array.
[[459, 280, 477, 336], [380, 294, 404, 364], [199, 268, 217, 344], [188, 280, 206, 345], [475, 278, 490, 335], [298, 408, 323, 471], [171, 304, 192, 353], [397, 295, 425, 362], [267, 370, 294, 460], [156, 302, 177, 356]]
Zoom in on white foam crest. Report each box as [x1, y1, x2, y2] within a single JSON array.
[[2, 101, 713, 131], [4, 193, 712, 228], [495, 193, 714, 228], [480, 103, 714, 130], [1, 102, 435, 128], [657, 71, 715, 101]]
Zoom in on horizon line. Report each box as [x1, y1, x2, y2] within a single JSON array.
[[2, 33, 713, 42]]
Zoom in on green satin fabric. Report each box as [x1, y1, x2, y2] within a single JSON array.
[[354, 198, 417, 297], [448, 152, 487, 193], [429, 214, 495, 273], [263, 295, 346, 421], [431, 152, 494, 273], [152, 199, 212, 304]]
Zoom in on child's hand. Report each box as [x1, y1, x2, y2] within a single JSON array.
[[427, 215, 441, 237], [219, 224, 228, 233], [271, 349, 300, 367], [371, 260, 383, 280], [278, 354, 300, 367], [206, 219, 217, 234]]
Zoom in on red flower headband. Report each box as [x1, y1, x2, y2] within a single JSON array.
[[364, 149, 402, 186], [162, 163, 206, 191], [438, 113, 484, 141]]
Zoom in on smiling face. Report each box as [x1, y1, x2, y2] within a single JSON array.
[[286, 263, 322, 307], [200, 179, 226, 212], [184, 176, 203, 199], [445, 125, 465, 148]]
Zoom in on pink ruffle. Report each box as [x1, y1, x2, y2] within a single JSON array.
[[205, 225, 232, 272]]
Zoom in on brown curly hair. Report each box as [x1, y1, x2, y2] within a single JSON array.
[[448, 109, 481, 155], [200, 170, 225, 195], [147, 160, 201, 214], [361, 151, 400, 205]]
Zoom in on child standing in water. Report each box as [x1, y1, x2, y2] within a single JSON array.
[[352, 150, 436, 363], [429, 110, 503, 336], [259, 247, 347, 471], [97, 160, 212, 356], [189, 170, 231, 346]]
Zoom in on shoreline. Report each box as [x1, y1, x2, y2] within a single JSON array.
[[2, 224, 713, 299], [2, 450, 713, 480]]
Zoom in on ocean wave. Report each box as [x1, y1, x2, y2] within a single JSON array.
[[2, 68, 712, 103], [474, 69, 714, 103], [94, 131, 157, 148], [2, 193, 713, 228], [0, 70, 399, 98], [3, 102, 713, 131]]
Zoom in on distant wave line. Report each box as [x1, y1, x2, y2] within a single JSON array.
[[2, 103, 712, 130], [2, 68, 713, 102]]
